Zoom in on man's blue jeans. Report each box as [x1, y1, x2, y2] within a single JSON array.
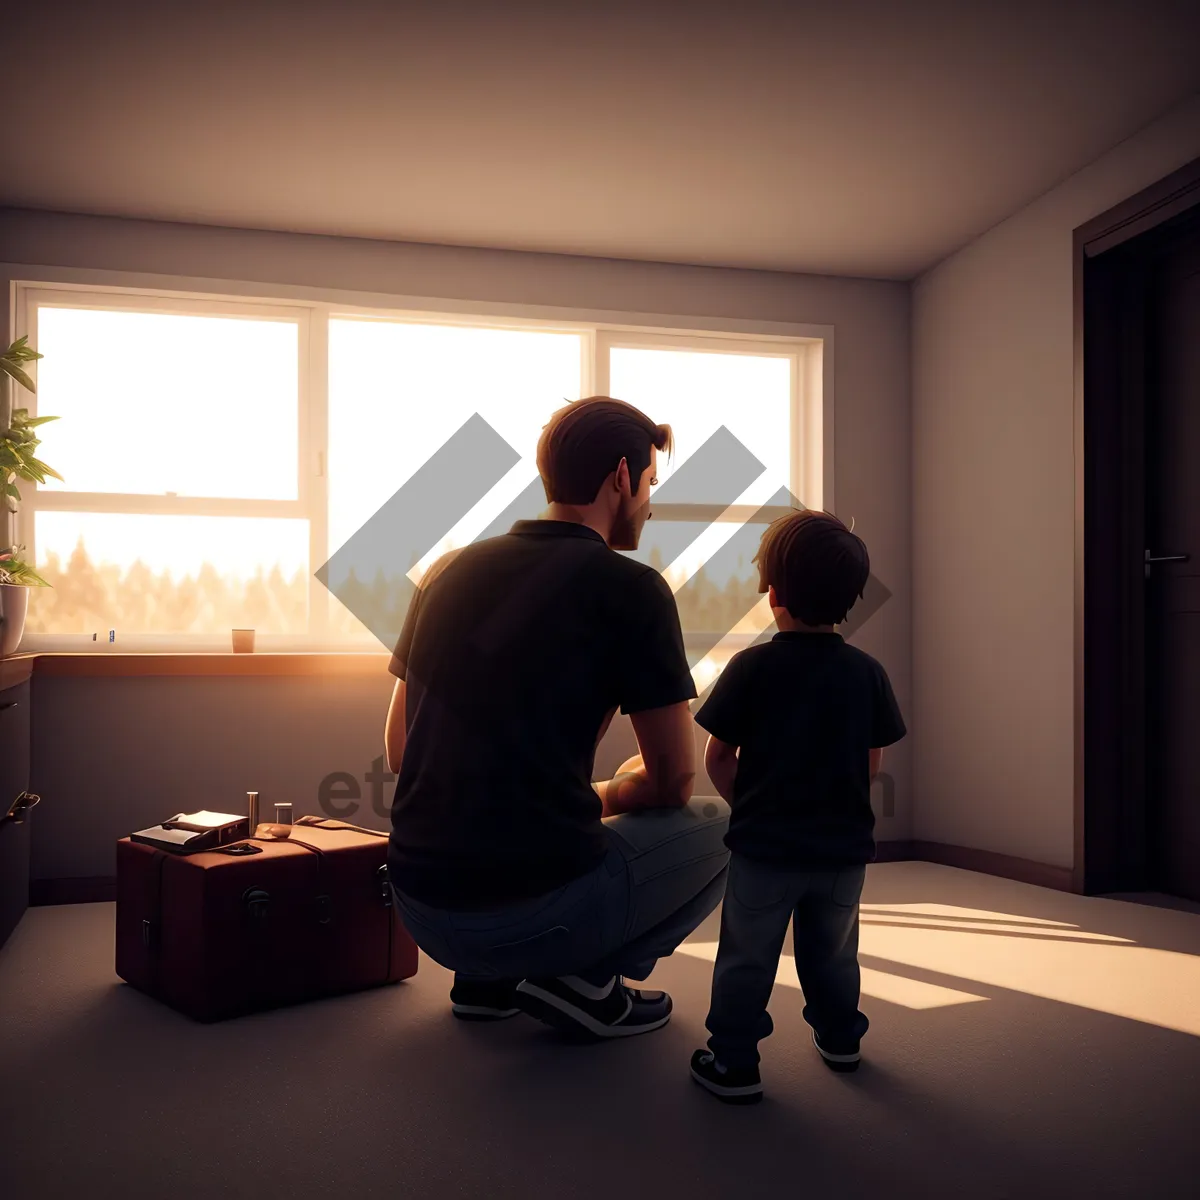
[[705, 853, 870, 1069], [390, 797, 731, 984]]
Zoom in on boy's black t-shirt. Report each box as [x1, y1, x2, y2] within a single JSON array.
[[387, 520, 696, 910], [694, 632, 906, 867]]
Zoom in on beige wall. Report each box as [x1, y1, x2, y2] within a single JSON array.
[[912, 91, 1200, 869], [0, 210, 912, 879]]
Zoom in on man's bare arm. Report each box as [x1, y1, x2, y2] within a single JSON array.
[[384, 678, 407, 775], [594, 701, 696, 817]]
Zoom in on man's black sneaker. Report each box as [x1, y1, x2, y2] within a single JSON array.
[[689, 1050, 764, 1104], [812, 1029, 861, 1072], [449, 977, 522, 1021], [514, 974, 672, 1039]]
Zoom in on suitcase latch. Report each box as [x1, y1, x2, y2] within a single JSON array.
[[141, 918, 154, 950], [243, 888, 271, 922], [316, 894, 333, 926], [377, 864, 392, 908]]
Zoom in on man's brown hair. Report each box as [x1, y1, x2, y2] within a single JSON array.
[[753, 508, 870, 626], [536, 397, 674, 505]]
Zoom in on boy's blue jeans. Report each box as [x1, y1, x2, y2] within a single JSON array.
[[390, 797, 731, 985], [706, 853, 870, 1069]]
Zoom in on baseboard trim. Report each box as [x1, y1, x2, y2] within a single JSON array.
[[904, 841, 1075, 892], [27, 843, 1076, 907], [873, 839, 914, 862], [30, 876, 117, 905]]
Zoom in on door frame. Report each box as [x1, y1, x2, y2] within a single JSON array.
[[1073, 155, 1200, 894]]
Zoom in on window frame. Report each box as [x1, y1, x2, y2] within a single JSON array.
[[596, 328, 815, 656], [10, 272, 830, 654]]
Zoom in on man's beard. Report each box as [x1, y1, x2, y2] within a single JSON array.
[[608, 504, 647, 552]]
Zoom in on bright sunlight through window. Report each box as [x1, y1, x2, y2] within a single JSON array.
[[19, 291, 808, 657]]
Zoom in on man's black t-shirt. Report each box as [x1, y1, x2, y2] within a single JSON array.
[[694, 631, 906, 867], [387, 520, 696, 909]]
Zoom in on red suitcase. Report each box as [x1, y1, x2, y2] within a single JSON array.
[[115, 816, 418, 1021]]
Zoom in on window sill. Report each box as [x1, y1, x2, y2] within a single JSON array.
[[0, 652, 393, 681]]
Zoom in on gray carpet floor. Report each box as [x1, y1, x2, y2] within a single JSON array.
[[2, 861, 1198, 1200]]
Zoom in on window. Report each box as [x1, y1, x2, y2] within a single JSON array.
[[14, 281, 822, 676], [17, 293, 311, 644], [600, 334, 801, 692], [324, 317, 585, 643]]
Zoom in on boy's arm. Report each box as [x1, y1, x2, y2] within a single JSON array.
[[869, 746, 883, 782], [704, 734, 739, 804], [384, 678, 407, 775], [693, 651, 752, 805]]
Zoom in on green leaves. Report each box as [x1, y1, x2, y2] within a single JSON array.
[[1, 399, 63, 500], [0, 544, 50, 587], [0, 336, 62, 535], [0, 335, 43, 396]]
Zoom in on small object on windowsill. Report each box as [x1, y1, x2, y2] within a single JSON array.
[[109, 630, 115, 644], [232, 628, 255, 653]]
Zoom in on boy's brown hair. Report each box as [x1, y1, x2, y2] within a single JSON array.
[[536, 397, 673, 505], [753, 508, 869, 626]]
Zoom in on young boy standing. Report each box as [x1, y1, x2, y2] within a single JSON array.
[[688, 509, 906, 1104]]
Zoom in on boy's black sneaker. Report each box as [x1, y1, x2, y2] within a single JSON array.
[[689, 1050, 764, 1104], [449, 977, 522, 1021], [514, 974, 672, 1039], [812, 1029, 861, 1072]]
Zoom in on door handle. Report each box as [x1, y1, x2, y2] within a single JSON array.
[[1145, 549, 1190, 578], [3, 792, 40, 824]]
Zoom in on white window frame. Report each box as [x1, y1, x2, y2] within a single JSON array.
[[8, 269, 832, 654]]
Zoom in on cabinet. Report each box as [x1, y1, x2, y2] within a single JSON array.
[[0, 679, 31, 950]]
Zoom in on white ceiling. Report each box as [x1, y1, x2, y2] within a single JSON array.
[[5, 0, 1200, 280]]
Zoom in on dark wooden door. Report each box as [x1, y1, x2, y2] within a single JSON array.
[[1146, 223, 1200, 902]]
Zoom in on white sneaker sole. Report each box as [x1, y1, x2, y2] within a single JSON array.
[[812, 1030, 861, 1065], [451, 1003, 522, 1020], [689, 1066, 764, 1101], [515, 980, 671, 1038]]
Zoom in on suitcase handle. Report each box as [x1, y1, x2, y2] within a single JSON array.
[[295, 815, 388, 839]]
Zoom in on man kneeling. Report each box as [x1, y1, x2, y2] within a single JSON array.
[[383, 397, 730, 1038]]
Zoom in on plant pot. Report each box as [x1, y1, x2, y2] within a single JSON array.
[[0, 584, 29, 657]]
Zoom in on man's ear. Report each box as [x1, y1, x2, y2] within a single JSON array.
[[614, 457, 631, 495], [767, 584, 779, 608]]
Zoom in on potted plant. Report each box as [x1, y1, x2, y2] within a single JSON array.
[[1, 336, 61, 657]]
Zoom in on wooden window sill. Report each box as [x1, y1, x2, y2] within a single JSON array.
[[0, 653, 393, 684]]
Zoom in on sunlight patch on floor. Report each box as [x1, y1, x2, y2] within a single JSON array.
[[676, 942, 989, 1010], [690, 901, 1200, 1035], [855, 907, 1200, 1036], [862, 909, 1133, 944], [860, 903, 1079, 927]]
